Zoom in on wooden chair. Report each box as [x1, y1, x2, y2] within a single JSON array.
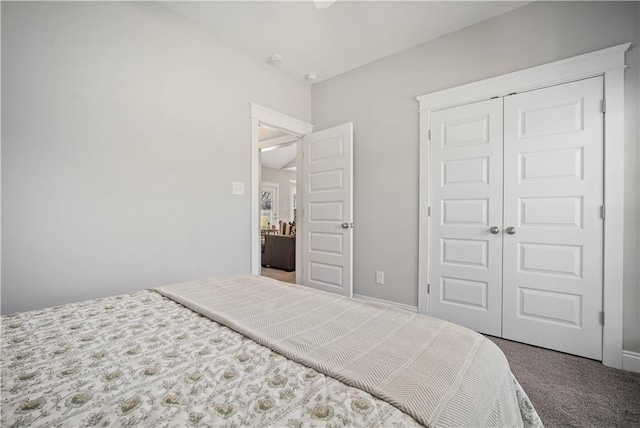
[[279, 221, 291, 236]]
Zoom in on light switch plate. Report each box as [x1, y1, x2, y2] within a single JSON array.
[[232, 182, 244, 195]]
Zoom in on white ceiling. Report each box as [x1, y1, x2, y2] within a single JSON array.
[[161, 1, 529, 83], [261, 144, 298, 171], [259, 125, 298, 170], [258, 127, 288, 142]]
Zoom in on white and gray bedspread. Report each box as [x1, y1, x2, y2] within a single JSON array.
[[1, 275, 542, 427]]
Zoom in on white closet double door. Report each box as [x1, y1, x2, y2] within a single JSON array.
[[429, 77, 604, 360]]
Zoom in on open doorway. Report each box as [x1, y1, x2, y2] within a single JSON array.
[[250, 104, 354, 296], [249, 104, 313, 285], [259, 125, 299, 284]]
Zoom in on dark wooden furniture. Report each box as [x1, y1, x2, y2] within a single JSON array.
[[262, 234, 296, 272]]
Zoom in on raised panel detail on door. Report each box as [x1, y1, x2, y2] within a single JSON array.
[[309, 232, 343, 255], [309, 262, 343, 289], [302, 123, 353, 297], [519, 99, 583, 138], [519, 147, 584, 182], [442, 239, 488, 268], [429, 98, 503, 336], [309, 202, 343, 223], [518, 288, 582, 327], [442, 199, 488, 225], [518, 243, 583, 278], [503, 77, 603, 360], [519, 197, 583, 228], [441, 277, 488, 310], [309, 169, 343, 192], [309, 137, 343, 163], [441, 115, 489, 148], [442, 157, 489, 186]]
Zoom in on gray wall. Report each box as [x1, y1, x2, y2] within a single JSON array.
[[311, 1, 640, 351], [261, 167, 297, 225], [1, 2, 310, 314]]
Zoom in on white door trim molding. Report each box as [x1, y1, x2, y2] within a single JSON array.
[[250, 103, 313, 277], [416, 43, 630, 369], [251, 104, 314, 137]]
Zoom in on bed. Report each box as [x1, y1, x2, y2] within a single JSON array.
[[1, 275, 542, 427]]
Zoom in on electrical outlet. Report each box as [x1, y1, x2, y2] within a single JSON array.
[[232, 182, 244, 195], [376, 271, 384, 285]]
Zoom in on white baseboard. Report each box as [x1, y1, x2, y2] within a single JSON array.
[[622, 350, 640, 373], [354, 294, 418, 313]]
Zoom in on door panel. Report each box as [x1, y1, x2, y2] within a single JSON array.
[[502, 77, 604, 360], [429, 98, 503, 336], [302, 123, 353, 296]]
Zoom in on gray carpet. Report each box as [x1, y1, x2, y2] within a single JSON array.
[[487, 336, 640, 428]]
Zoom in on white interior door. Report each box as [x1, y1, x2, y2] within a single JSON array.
[[429, 99, 504, 336], [502, 77, 604, 360], [260, 182, 279, 229], [301, 123, 353, 296]]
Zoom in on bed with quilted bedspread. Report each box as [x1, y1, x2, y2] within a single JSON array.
[[1, 275, 542, 427]]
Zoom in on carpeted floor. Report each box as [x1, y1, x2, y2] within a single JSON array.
[[487, 336, 640, 427], [261, 267, 296, 284]]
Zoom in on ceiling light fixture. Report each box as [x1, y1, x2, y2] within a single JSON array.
[[306, 72, 318, 82], [313, 0, 336, 10], [267, 54, 282, 68]]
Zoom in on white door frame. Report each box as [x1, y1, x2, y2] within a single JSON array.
[[250, 103, 313, 282], [417, 43, 630, 369]]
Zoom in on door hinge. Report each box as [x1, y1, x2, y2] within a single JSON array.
[[428, 129, 431, 141], [601, 99, 606, 113], [599, 311, 605, 325], [600, 205, 606, 220], [427, 283, 430, 294], [427, 206, 431, 217]]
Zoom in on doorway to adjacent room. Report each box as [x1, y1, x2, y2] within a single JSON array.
[[250, 103, 355, 297], [258, 124, 299, 283]]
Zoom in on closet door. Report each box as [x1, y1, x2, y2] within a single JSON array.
[[502, 77, 604, 360], [429, 98, 503, 336]]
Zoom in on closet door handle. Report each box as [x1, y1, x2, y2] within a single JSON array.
[[489, 226, 500, 234], [505, 226, 517, 235]]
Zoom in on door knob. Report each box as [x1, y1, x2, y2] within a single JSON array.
[[341, 223, 349, 229], [489, 226, 500, 234], [505, 226, 516, 235]]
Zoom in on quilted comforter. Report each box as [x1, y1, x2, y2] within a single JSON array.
[[1, 278, 541, 427]]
